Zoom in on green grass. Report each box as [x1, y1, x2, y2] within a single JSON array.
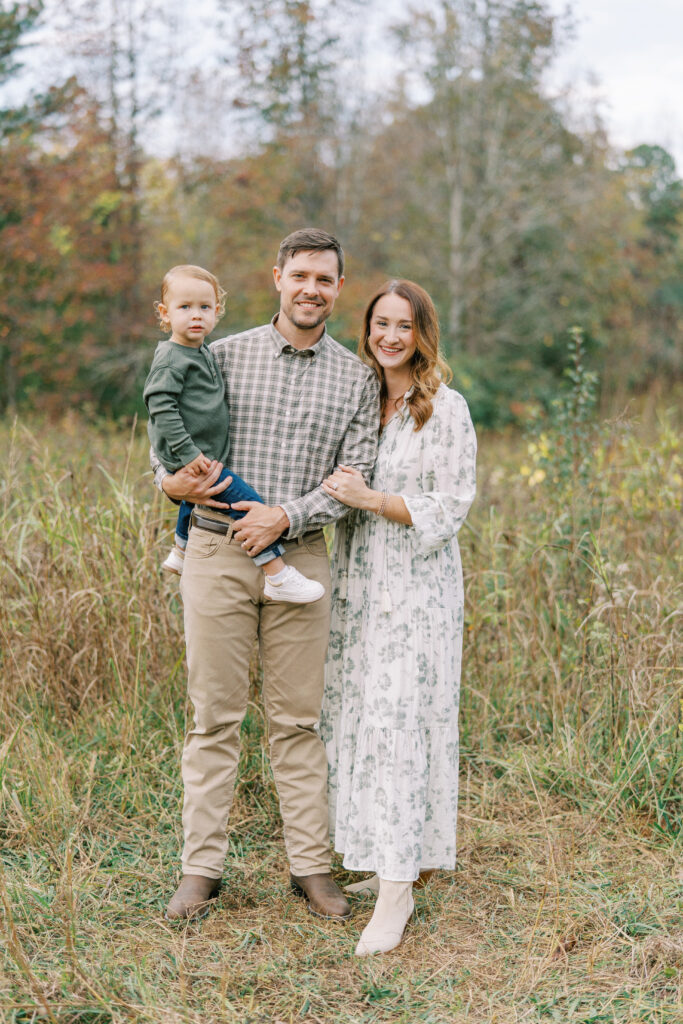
[[0, 405, 681, 1023]]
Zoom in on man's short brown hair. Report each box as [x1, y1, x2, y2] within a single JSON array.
[[276, 228, 344, 279]]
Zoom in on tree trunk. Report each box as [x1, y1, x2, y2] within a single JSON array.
[[448, 172, 465, 347]]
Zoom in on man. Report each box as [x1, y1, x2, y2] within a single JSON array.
[[153, 229, 379, 921]]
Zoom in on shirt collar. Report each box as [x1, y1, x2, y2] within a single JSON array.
[[268, 315, 328, 359]]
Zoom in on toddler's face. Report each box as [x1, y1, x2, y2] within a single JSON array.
[[159, 275, 219, 347]]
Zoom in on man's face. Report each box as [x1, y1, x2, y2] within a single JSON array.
[[273, 250, 344, 332]]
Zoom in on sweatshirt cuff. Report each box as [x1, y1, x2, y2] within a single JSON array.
[[173, 441, 203, 467]]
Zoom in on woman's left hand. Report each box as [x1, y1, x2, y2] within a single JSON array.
[[322, 464, 376, 509]]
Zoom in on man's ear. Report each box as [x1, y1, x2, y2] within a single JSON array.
[[273, 265, 282, 292]]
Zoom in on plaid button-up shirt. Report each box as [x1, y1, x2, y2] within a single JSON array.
[[152, 318, 380, 537]]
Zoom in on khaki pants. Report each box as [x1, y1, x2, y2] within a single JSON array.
[[179, 522, 332, 879]]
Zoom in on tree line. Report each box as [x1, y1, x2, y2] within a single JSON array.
[[1, 0, 681, 425]]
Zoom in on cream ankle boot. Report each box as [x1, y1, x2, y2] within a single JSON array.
[[354, 878, 414, 956]]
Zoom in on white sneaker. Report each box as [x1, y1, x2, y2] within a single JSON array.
[[263, 565, 325, 604], [162, 545, 185, 575]]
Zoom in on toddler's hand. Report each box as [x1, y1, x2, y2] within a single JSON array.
[[185, 453, 213, 476]]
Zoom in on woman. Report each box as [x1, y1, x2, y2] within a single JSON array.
[[320, 280, 476, 956]]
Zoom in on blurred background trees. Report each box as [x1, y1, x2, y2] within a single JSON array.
[[0, 0, 680, 423]]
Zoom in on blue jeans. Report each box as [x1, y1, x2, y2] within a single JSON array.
[[175, 467, 286, 566]]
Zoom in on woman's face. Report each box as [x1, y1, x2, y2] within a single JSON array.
[[367, 294, 417, 375]]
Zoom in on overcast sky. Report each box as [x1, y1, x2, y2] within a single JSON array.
[[548, 0, 682, 166], [6, 0, 682, 171]]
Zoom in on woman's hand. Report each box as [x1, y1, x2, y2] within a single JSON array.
[[322, 465, 379, 510]]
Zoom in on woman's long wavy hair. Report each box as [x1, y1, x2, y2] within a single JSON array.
[[358, 280, 452, 431]]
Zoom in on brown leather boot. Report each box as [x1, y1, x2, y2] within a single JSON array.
[[290, 872, 351, 921], [165, 874, 221, 922], [415, 869, 436, 888]]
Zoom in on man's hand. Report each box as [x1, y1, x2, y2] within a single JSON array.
[[161, 460, 232, 508], [231, 501, 290, 556]]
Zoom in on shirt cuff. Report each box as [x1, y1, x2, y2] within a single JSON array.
[[154, 463, 182, 506], [279, 498, 307, 538], [154, 463, 170, 492]]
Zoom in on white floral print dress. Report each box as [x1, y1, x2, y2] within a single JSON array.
[[320, 384, 477, 881]]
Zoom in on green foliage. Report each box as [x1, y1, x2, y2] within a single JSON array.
[[626, 144, 683, 241], [0, 1, 42, 87], [0, 4, 52, 139], [525, 326, 599, 507]]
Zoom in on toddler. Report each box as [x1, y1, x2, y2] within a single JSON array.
[[143, 264, 324, 604]]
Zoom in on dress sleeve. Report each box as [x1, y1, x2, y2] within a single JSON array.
[[402, 388, 477, 556]]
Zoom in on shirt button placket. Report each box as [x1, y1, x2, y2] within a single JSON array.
[[284, 349, 295, 422], [293, 352, 308, 426]]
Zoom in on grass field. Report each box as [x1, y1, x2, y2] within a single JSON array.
[[0, 398, 681, 1024]]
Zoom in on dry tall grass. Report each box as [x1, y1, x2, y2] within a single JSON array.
[[0, 403, 680, 1024]]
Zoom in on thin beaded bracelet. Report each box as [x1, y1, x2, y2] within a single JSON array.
[[376, 490, 388, 517]]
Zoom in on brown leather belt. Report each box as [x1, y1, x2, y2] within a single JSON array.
[[191, 510, 324, 544], [191, 511, 236, 535]]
